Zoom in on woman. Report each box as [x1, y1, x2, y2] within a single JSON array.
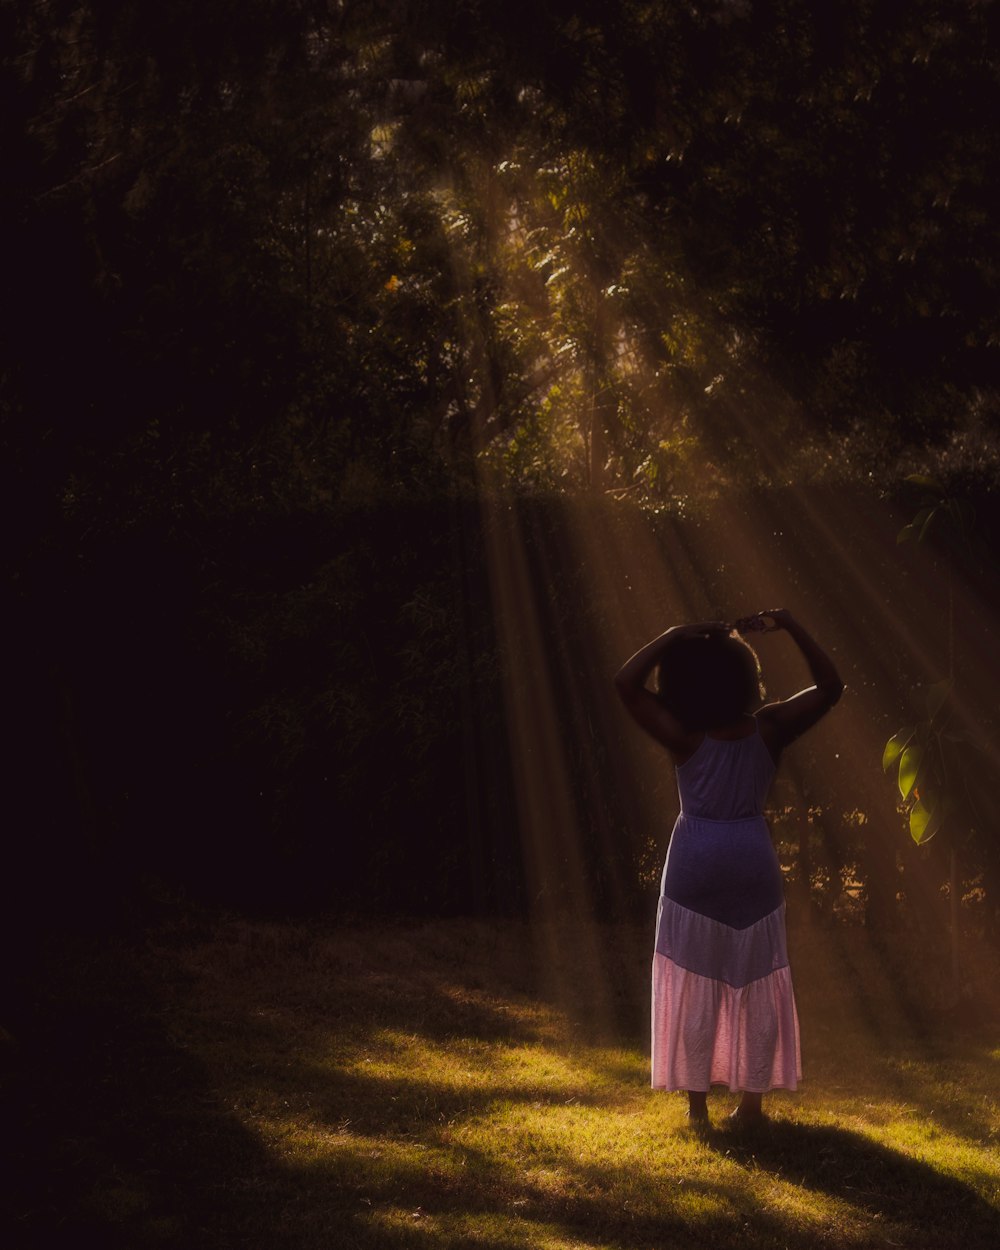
[[615, 610, 843, 1125]]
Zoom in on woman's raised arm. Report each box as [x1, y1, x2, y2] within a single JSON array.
[[614, 623, 728, 753], [750, 610, 844, 748]]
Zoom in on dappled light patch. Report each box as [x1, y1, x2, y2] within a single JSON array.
[[327, 1028, 631, 1105]]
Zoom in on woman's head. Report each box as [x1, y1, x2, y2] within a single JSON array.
[[656, 627, 764, 730]]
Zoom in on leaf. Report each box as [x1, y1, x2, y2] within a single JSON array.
[[882, 725, 915, 772], [925, 680, 952, 720], [904, 473, 945, 495], [914, 774, 941, 813], [897, 506, 936, 542], [909, 799, 942, 844], [897, 743, 924, 800]]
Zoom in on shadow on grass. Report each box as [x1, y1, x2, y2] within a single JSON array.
[[1, 934, 301, 1250], [709, 1118, 1000, 1246], [256, 1109, 1000, 1250]]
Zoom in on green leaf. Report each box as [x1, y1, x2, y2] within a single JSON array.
[[915, 774, 941, 813], [909, 799, 942, 844], [882, 725, 915, 772], [925, 680, 952, 720], [898, 743, 924, 800], [904, 473, 945, 495], [898, 505, 936, 543]]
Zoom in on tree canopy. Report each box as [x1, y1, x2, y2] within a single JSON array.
[[6, 0, 1000, 545]]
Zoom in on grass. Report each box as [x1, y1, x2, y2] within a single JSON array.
[[3, 910, 999, 1249]]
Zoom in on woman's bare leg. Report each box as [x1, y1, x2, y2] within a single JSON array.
[[687, 1090, 708, 1121]]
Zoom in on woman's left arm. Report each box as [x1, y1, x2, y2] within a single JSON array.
[[753, 610, 844, 746]]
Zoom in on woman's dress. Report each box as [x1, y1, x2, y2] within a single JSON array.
[[651, 720, 801, 1093]]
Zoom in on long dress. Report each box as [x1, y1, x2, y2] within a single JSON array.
[[651, 719, 801, 1093]]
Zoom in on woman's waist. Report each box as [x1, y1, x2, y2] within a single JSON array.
[[675, 809, 767, 828]]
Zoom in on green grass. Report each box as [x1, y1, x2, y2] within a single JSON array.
[[4, 913, 999, 1249]]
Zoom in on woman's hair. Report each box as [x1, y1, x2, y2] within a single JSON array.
[[656, 628, 765, 731]]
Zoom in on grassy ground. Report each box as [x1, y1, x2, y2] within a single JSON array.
[[3, 910, 999, 1249]]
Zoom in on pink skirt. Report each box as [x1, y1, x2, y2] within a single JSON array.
[[652, 814, 801, 1093]]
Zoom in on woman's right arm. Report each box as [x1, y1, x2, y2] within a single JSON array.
[[614, 623, 722, 753]]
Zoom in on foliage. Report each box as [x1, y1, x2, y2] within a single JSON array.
[[882, 475, 992, 849], [882, 676, 957, 846], [8, 0, 1000, 546], [895, 474, 977, 551]]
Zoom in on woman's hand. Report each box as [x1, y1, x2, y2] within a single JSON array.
[[764, 608, 794, 631], [736, 610, 793, 634]]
